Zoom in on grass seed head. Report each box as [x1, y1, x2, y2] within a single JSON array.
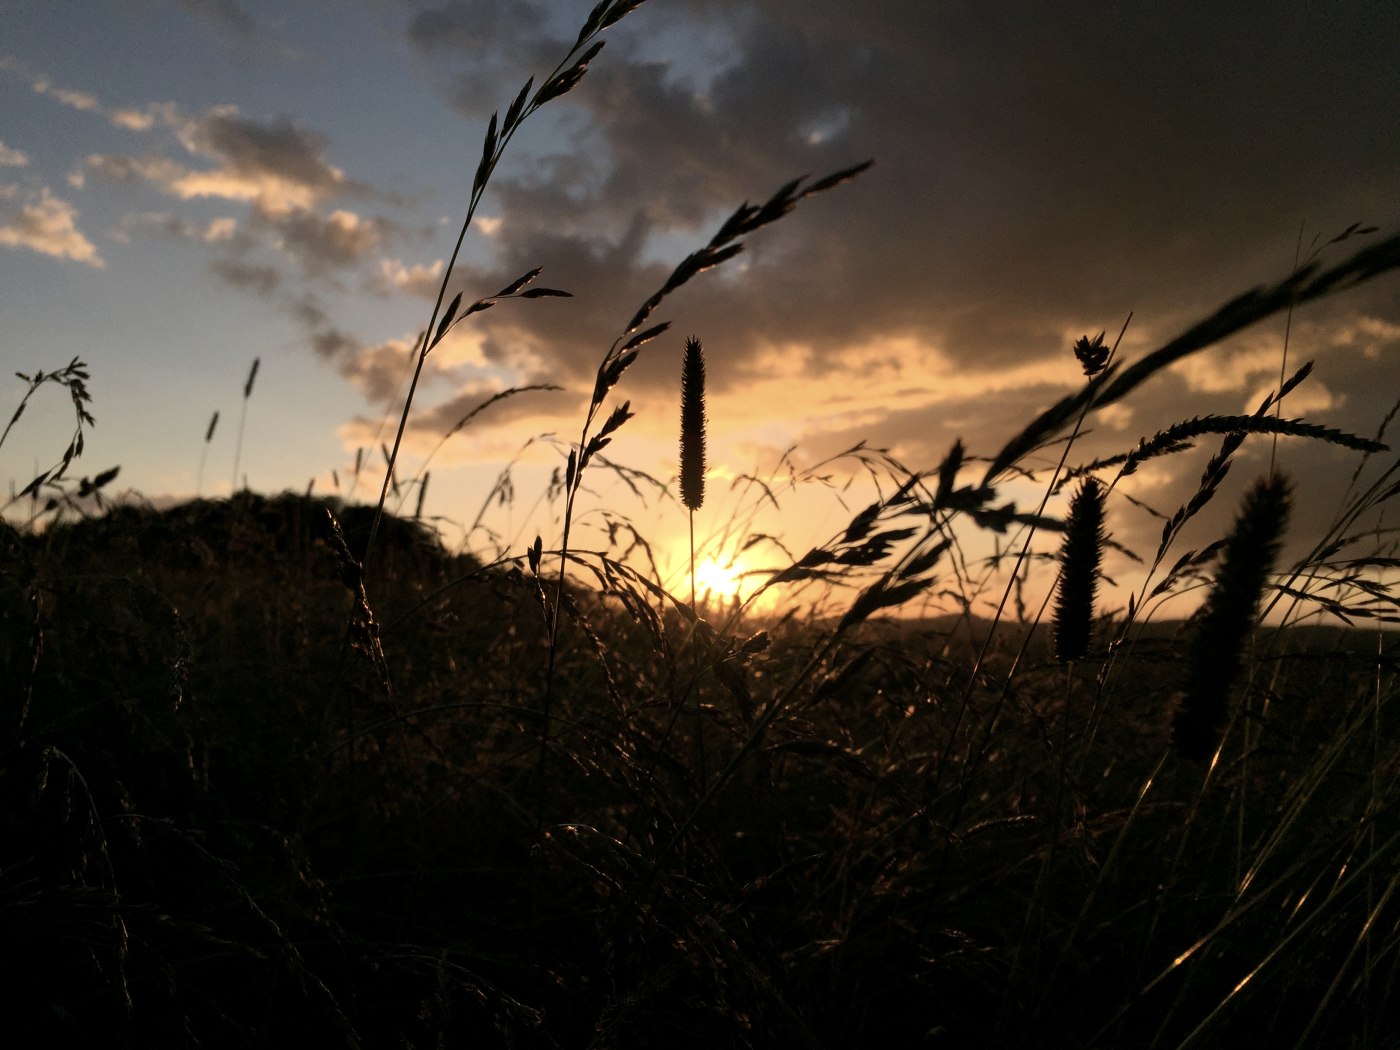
[[680, 335, 707, 512], [1172, 473, 1292, 762], [1053, 476, 1105, 663], [1073, 331, 1110, 377]]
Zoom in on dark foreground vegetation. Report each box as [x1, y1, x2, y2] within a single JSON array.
[[2, 492, 1398, 1048]]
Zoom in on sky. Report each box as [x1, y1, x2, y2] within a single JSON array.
[[3, 0, 1399, 620]]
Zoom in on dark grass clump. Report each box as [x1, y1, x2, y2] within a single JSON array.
[[1172, 474, 1292, 762], [3, 480, 1399, 1047]]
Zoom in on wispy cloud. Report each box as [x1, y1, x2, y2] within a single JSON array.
[[85, 153, 189, 188], [31, 77, 99, 112], [377, 257, 444, 299], [0, 53, 178, 132], [0, 140, 29, 167], [257, 206, 383, 277], [110, 209, 240, 246], [210, 256, 281, 295], [87, 105, 354, 218], [0, 187, 104, 266]]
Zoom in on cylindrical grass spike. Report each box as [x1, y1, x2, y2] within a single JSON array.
[[1172, 474, 1291, 762], [680, 335, 707, 511], [1053, 476, 1105, 662]]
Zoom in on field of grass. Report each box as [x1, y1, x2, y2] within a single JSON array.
[[4, 3, 1400, 1046]]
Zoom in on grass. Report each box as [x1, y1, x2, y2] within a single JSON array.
[[4, 2, 1400, 1045]]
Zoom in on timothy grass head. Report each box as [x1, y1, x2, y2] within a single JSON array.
[[1172, 473, 1292, 762], [1053, 475, 1105, 663], [680, 335, 707, 513]]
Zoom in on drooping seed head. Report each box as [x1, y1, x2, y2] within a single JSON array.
[[1073, 332, 1110, 377]]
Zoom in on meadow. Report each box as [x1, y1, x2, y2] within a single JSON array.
[[5, 2, 1400, 1046]]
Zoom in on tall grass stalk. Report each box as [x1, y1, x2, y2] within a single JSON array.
[[933, 320, 1127, 834], [195, 410, 217, 497], [532, 160, 873, 843], [1, 357, 94, 516], [680, 336, 707, 606], [1269, 220, 1377, 477], [362, 1, 644, 569], [230, 357, 258, 492], [680, 335, 708, 782]]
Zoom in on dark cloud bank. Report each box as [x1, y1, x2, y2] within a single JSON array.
[[385, 0, 1400, 566]]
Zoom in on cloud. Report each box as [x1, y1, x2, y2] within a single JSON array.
[[183, 109, 341, 190], [387, 378, 573, 451], [0, 141, 28, 167], [87, 106, 351, 214], [209, 257, 281, 296], [85, 152, 189, 187], [5, 52, 389, 327], [111, 209, 241, 247], [175, 107, 350, 211], [367, 0, 1400, 586], [81, 111, 370, 304], [407, 0, 548, 55], [175, 0, 256, 38], [195, 208, 386, 301], [169, 0, 300, 60], [31, 76, 99, 112], [257, 206, 384, 276], [0, 187, 104, 266], [1331, 315, 1400, 359], [418, 1, 1400, 386], [203, 215, 237, 241], [109, 107, 153, 131], [109, 209, 186, 243], [406, 0, 558, 117], [1, 53, 189, 137], [333, 333, 419, 405], [377, 257, 445, 298]]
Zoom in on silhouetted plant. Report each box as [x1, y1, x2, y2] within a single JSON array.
[[680, 334, 707, 602], [1173, 474, 1292, 762], [1053, 476, 1105, 663]]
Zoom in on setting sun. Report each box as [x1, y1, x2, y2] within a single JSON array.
[[692, 556, 748, 607]]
